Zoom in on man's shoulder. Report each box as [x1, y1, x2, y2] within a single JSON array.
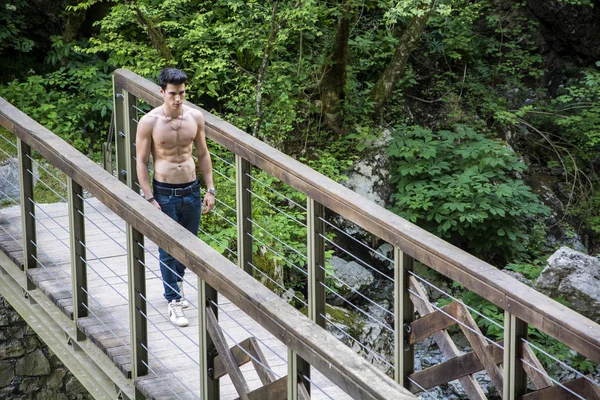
[[138, 108, 161, 125], [185, 106, 204, 121]]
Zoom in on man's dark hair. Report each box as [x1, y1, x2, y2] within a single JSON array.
[[158, 68, 188, 89]]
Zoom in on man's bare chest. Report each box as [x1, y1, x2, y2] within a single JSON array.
[[152, 119, 196, 148]]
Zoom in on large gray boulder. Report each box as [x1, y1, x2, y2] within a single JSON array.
[[0, 158, 39, 201], [535, 247, 600, 323], [327, 256, 375, 306]]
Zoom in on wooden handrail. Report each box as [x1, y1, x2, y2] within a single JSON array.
[[0, 96, 414, 399], [113, 68, 600, 365]]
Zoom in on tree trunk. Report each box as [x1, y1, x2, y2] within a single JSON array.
[[320, 11, 351, 134], [253, 1, 301, 138], [371, 9, 431, 119], [132, 5, 173, 62], [63, 0, 87, 42]]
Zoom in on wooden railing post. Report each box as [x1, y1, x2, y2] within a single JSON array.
[[288, 198, 326, 398], [394, 247, 414, 387], [68, 178, 87, 341], [127, 224, 148, 382], [503, 311, 528, 399], [113, 80, 128, 186], [124, 93, 139, 191], [17, 138, 36, 290], [236, 155, 252, 274], [199, 278, 219, 400]]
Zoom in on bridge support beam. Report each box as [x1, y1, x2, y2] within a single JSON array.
[[395, 247, 414, 387]]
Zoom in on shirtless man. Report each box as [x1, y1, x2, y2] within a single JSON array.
[[136, 68, 215, 327]]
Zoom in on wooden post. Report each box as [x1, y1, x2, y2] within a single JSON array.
[[125, 93, 139, 192], [307, 198, 325, 327], [503, 311, 528, 399], [288, 197, 326, 397], [127, 224, 147, 378], [68, 178, 87, 341], [113, 80, 128, 186], [17, 138, 36, 290], [199, 278, 219, 400], [236, 155, 252, 274], [394, 247, 414, 387]]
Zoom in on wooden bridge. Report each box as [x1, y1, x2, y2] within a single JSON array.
[[0, 69, 599, 399]]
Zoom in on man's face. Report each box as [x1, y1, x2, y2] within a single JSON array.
[[161, 83, 186, 108]]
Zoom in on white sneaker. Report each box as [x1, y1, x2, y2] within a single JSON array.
[[168, 299, 189, 327], [177, 281, 189, 309]]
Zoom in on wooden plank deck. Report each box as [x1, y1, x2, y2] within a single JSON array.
[[0, 198, 351, 399]]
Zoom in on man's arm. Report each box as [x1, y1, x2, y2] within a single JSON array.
[[193, 111, 215, 213], [135, 115, 159, 208]]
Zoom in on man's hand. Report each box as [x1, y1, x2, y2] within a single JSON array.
[[150, 199, 161, 210], [202, 192, 215, 214]]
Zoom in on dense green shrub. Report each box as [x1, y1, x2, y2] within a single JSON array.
[[387, 124, 550, 261]]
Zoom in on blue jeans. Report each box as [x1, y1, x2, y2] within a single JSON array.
[[154, 184, 202, 302]]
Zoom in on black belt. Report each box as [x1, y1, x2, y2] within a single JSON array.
[[153, 182, 200, 197]]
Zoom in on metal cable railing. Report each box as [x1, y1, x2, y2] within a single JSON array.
[[523, 338, 600, 390]]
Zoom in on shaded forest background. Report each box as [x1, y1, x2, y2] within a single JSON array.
[[1, 0, 600, 273]]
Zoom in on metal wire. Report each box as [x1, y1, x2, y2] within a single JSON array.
[[0, 132, 17, 149], [247, 217, 307, 260], [246, 188, 307, 228], [209, 151, 234, 168], [318, 264, 393, 318], [30, 253, 72, 290], [299, 373, 335, 400], [139, 359, 185, 400], [78, 255, 128, 303], [210, 208, 237, 228], [319, 216, 394, 264], [206, 195, 237, 216], [408, 288, 504, 351], [320, 234, 393, 281], [139, 343, 199, 400], [138, 306, 200, 363], [135, 241, 199, 295], [210, 166, 235, 184], [76, 209, 127, 253], [246, 232, 307, 277], [26, 208, 70, 248], [522, 338, 600, 390], [27, 170, 67, 201], [519, 357, 586, 400], [408, 270, 504, 330], [247, 261, 308, 308], [318, 311, 394, 369], [25, 154, 67, 189], [0, 145, 17, 162], [77, 194, 126, 235], [134, 253, 197, 310], [319, 281, 394, 334], [197, 226, 238, 258], [245, 172, 307, 212], [0, 215, 23, 249], [131, 104, 148, 114], [406, 376, 438, 399], [79, 289, 131, 349]]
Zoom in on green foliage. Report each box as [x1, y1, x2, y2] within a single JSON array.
[[388, 125, 550, 261], [0, 38, 112, 158], [504, 260, 545, 281]]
